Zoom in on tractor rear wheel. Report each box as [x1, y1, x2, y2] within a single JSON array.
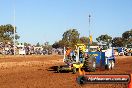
[[106, 60, 114, 70], [83, 56, 96, 72]]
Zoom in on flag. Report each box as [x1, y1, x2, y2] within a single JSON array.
[[89, 35, 92, 44]]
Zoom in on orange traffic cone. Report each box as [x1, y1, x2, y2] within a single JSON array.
[[128, 74, 132, 88], [79, 67, 85, 76]]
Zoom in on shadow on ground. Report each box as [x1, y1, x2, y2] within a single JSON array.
[[48, 65, 72, 73]]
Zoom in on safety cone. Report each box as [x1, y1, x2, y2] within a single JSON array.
[[78, 67, 85, 76], [128, 74, 132, 88]]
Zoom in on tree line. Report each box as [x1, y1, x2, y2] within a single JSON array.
[[0, 24, 20, 43], [52, 29, 132, 49], [0, 24, 131, 48]]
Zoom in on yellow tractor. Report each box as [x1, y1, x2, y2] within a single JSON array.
[[57, 44, 89, 74]]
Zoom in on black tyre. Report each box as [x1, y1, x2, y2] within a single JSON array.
[[57, 66, 61, 73], [83, 55, 96, 72], [72, 67, 77, 74], [106, 60, 114, 70]]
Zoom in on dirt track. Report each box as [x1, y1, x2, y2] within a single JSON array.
[[0, 55, 131, 88]]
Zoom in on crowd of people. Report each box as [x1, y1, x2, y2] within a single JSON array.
[[0, 42, 14, 55], [0, 42, 63, 55], [0, 42, 131, 56]]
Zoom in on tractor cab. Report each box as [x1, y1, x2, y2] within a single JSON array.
[[63, 44, 86, 64]]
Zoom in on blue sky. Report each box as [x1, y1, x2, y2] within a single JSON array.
[[0, 0, 132, 45]]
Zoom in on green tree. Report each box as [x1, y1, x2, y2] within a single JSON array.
[[43, 41, 52, 50], [112, 37, 124, 47], [44, 42, 49, 46], [96, 34, 112, 45], [36, 42, 40, 47], [61, 29, 80, 48], [122, 29, 132, 45], [52, 41, 61, 49], [24, 42, 31, 46], [79, 36, 89, 46], [91, 42, 98, 46], [0, 24, 20, 43], [79, 36, 98, 46]]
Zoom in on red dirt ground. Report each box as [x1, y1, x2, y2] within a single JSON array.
[[0, 55, 131, 88]]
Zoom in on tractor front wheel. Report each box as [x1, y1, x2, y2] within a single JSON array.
[[57, 66, 61, 73], [83, 56, 96, 72], [72, 67, 77, 74]]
